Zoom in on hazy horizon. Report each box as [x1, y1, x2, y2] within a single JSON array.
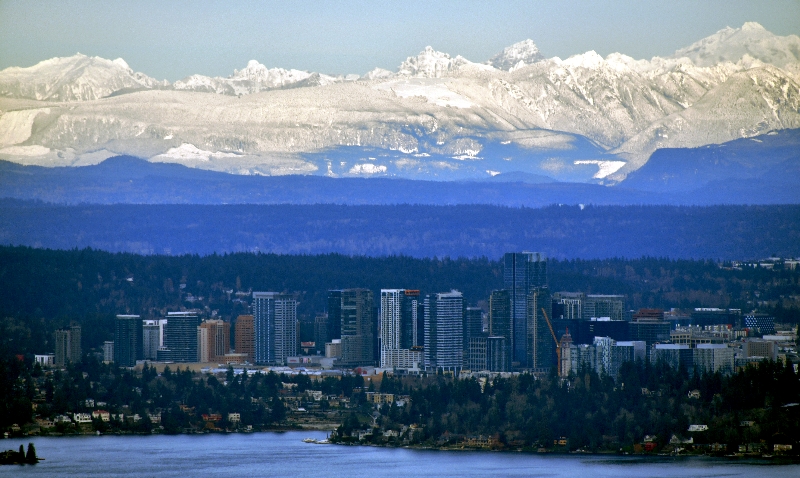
[[1, 0, 798, 81]]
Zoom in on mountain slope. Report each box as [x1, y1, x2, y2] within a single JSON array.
[[0, 54, 167, 101]]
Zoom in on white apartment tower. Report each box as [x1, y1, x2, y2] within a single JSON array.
[[424, 290, 464, 373]]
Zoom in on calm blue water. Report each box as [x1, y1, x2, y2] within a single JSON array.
[[1, 431, 797, 477]]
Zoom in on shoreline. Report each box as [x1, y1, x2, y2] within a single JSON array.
[[10, 430, 799, 464], [327, 441, 800, 463]]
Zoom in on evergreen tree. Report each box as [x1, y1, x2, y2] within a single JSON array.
[[25, 442, 37, 463]]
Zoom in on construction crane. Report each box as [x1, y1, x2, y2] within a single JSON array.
[[540, 307, 562, 377]]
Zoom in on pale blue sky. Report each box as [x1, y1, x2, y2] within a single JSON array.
[[1, 0, 798, 81]]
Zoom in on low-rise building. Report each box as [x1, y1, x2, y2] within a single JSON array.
[[366, 392, 395, 405], [73, 413, 92, 424], [91, 410, 110, 422], [744, 339, 778, 361], [34, 354, 55, 367], [325, 339, 342, 358]]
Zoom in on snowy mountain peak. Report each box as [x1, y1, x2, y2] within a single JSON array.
[[488, 39, 544, 71], [229, 60, 312, 85], [562, 50, 606, 69], [672, 22, 800, 68], [398, 47, 468, 77], [741, 21, 766, 31], [112, 58, 131, 70], [172, 60, 320, 95], [365, 67, 394, 80]]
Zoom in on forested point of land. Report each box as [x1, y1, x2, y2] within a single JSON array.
[[1, 200, 799, 259], [2, 354, 798, 456], [1, 246, 798, 355]]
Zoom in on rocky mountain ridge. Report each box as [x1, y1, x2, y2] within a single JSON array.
[[0, 22, 798, 183]]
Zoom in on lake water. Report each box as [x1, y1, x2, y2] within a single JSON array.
[[1, 431, 798, 477]]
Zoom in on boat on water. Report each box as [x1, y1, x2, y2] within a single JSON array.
[[302, 438, 331, 444]]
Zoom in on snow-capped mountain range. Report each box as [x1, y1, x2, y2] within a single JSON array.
[[0, 22, 798, 184]]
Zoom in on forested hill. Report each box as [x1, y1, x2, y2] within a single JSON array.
[[1, 247, 797, 354], [1, 201, 798, 259]]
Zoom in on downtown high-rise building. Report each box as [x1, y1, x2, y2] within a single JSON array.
[[234, 314, 255, 363], [54, 324, 81, 366], [380, 289, 423, 370], [504, 252, 547, 366], [253, 292, 297, 365], [463, 307, 483, 358], [552, 292, 585, 320], [313, 313, 328, 355], [158, 312, 201, 363], [527, 286, 554, 371], [467, 336, 508, 372], [114, 315, 142, 367], [326, 290, 343, 342], [489, 289, 513, 368], [583, 295, 625, 321], [142, 319, 166, 361], [424, 290, 464, 373], [329, 289, 374, 366], [197, 319, 230, 363]]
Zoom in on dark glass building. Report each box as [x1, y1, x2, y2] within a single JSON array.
[[114, 315, 142, 367], [628, 320, 671, 359], [576, 318, 629, 344], [158, 312, 201, 363], [313, 313, 328, 355], [327, 290, 343, 341], [463, 306, 484, 357], [489, 289, 513, 368], [527, 286, 554, 371], [504, 252, 547, 366], [335, 289, 375, 366]]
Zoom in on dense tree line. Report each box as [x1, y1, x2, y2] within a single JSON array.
[[1, 246, 797, 355], [356, 360, 800, 452], [3, 352, 797, 453], [2, 200, 799, 259], [0, 354, 368, 434]]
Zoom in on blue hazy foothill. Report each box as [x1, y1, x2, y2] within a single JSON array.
[[1, 201, 797, 259], [623, 128, 800, 193], [1, 129, 799, 206]]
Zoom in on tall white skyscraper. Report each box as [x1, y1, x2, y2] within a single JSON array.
[[381, 289, 402, 355], [380, 289, 422, 370], [253, 292, 297, 365]]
